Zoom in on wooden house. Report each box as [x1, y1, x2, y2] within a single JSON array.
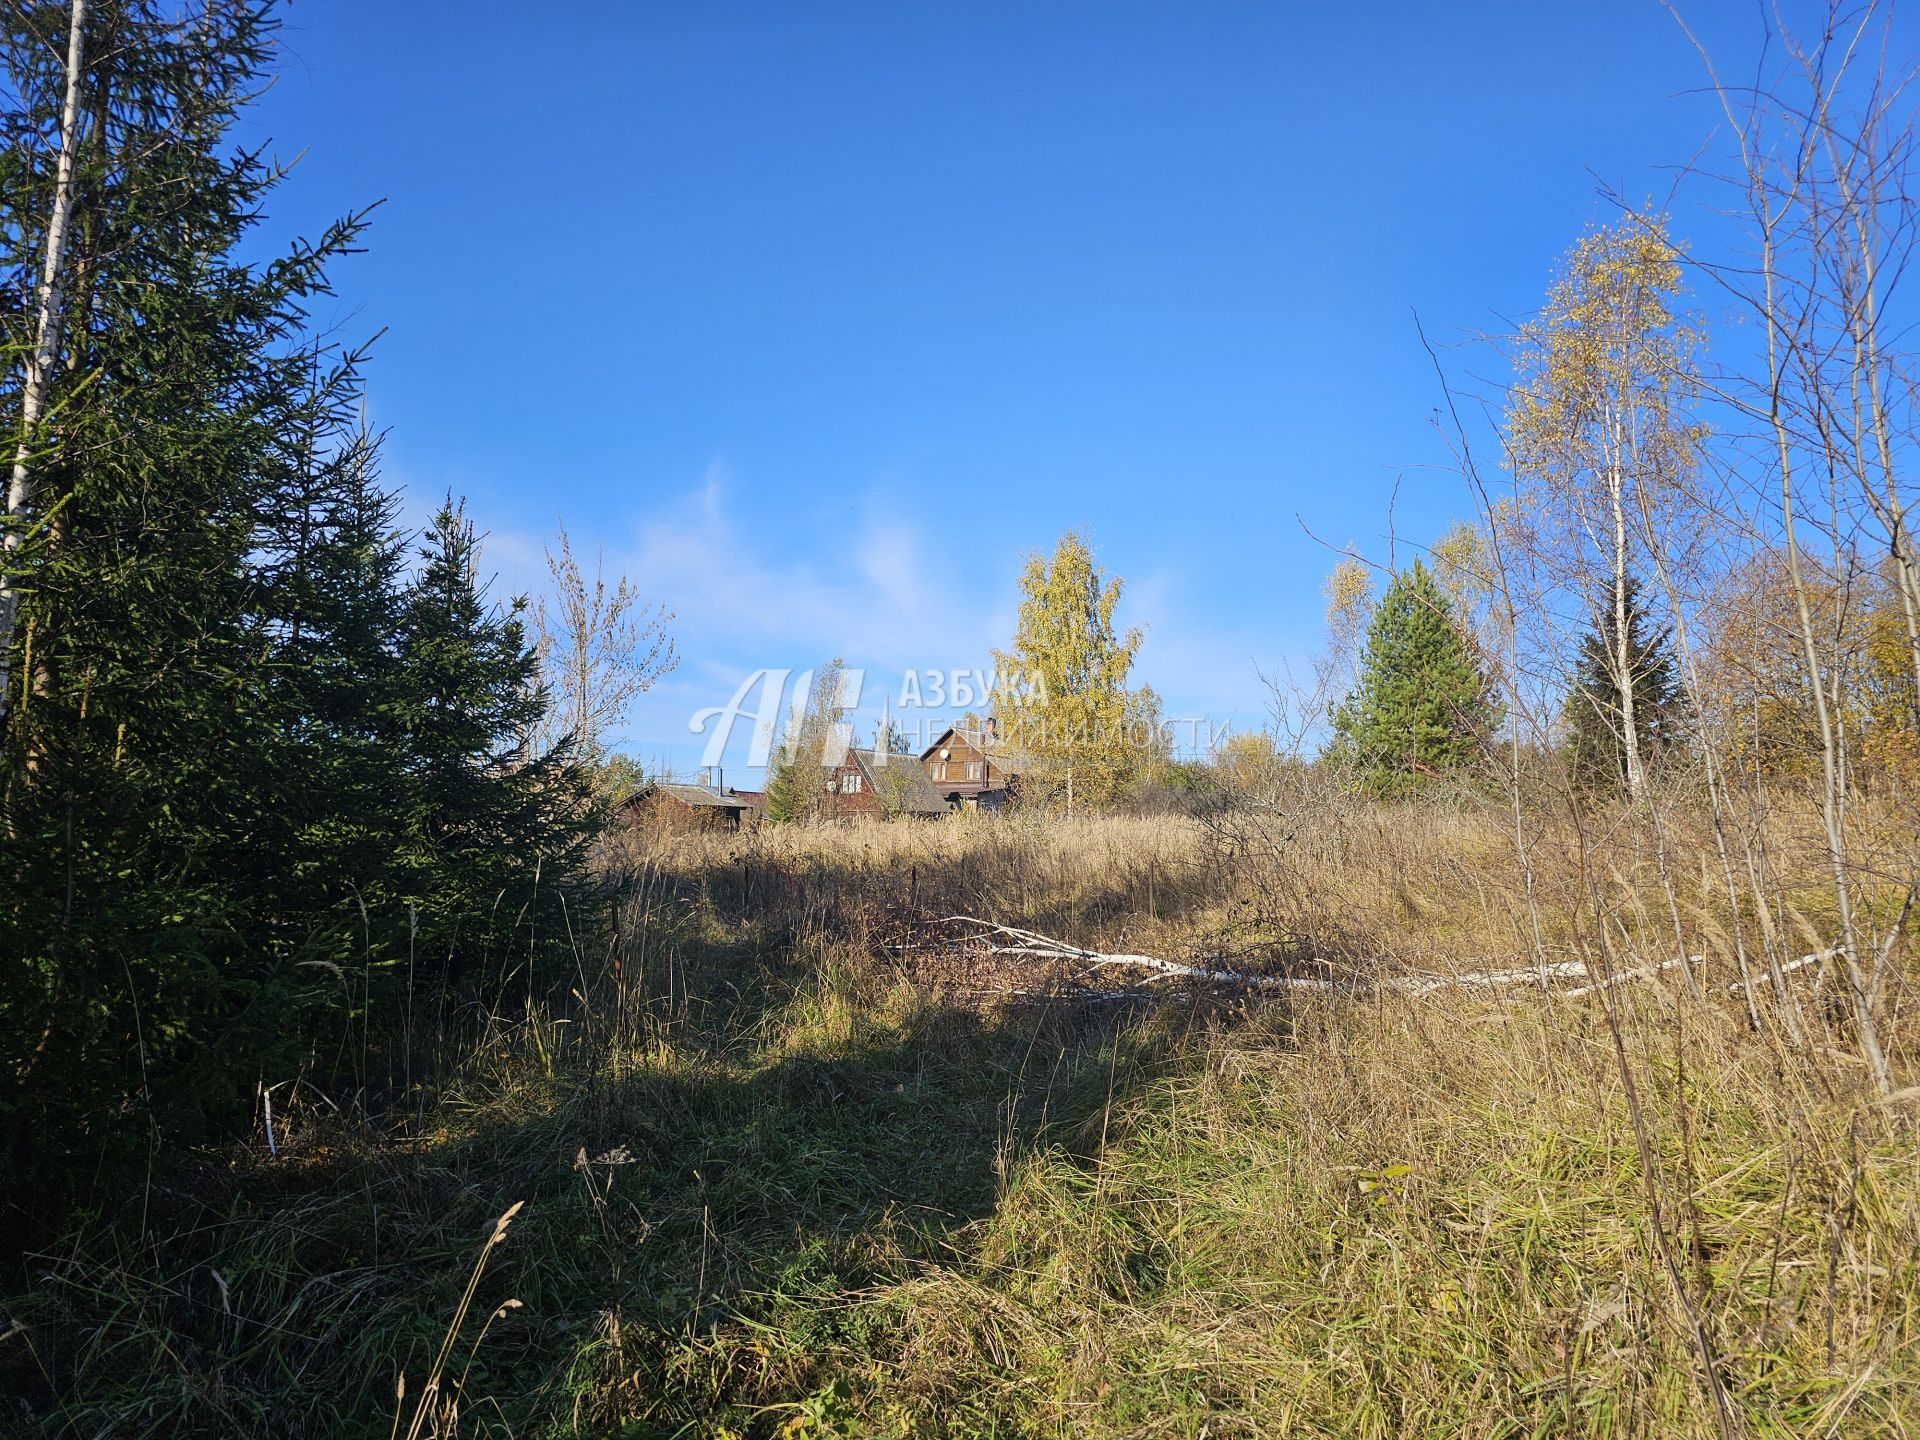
[[618, 781, 756, 832], [821, 747, 950, 819], [919, 719, 1024, 810]]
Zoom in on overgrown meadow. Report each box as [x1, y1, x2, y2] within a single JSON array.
[[5, 3, 1920, 1437], [8, 800, 1915, 1438]]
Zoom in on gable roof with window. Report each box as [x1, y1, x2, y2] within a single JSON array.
[[919, 723, 1027, 796]]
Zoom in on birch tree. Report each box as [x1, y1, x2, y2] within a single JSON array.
[[992, 530, 1143, 811], [1507, 216, 1701, 803], [0, 0, 87, 715], [1667, 0, 1919, 1094]]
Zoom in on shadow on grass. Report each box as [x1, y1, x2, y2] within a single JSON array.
[[7, 924, 1222, 1439], [651, 834, 1237, 960]]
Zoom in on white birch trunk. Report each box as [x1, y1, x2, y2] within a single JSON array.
[[1608, 413, 1645, 803], [1, 0, 89, 713], [925, 915, 1833, 1002]]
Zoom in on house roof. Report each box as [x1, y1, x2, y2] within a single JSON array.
[[919, 724, 1030, 776], [633, 782, 753, 811], [849, 749, 951, 815]]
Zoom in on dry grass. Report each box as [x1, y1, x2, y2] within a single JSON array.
[[6, 795, 1916, 1437], [868, 993, 1919, 1437]]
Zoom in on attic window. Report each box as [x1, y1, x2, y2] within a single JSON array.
[[843, 772, 863, 794]]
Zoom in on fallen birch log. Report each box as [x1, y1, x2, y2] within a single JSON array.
[[1560, 957, 1687, 999], [919, 916, 1829, 1001], [927, 917, 1341, 991]]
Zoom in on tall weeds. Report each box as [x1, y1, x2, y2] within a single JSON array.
[[2, 804, 1912, 1436]]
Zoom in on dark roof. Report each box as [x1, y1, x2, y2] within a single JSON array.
[[633, 782, 752, 811], [850, 749, 951, 815]]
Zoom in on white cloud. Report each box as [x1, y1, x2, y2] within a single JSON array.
[[611, 463, 1002, 672], [441, 462, 1020, 777]]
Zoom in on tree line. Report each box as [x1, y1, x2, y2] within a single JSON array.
[[6, 0, 1917, 1229], [1320, 208, 1917, 813]]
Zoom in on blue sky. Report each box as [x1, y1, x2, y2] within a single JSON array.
[[246, 1, 1833, 781]]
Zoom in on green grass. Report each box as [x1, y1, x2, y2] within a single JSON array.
[[5, 920, 1176, 1437]]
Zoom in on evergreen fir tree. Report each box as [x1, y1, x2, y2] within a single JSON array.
[[760, 661, 848, 824], [1331, 560, 1495, 796], [252, 422, 412, 934], [763, 748, 804, 823], [1562, 573, 1686, 791], [0, 3, 379, 1190], [393, 500, 590, 975], [0, 6, 595, 1220]]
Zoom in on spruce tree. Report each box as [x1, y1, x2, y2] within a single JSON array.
[[0, 5, 593, 1219], [393, 500, 589, 976], [763, 749, 804, 823], [760, 660, 849, 824], [251, 422, 412, 937], [0, 3, 379, 1189], [1331, 560, 1495, 796], [1562, 573, 1685, 791]]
